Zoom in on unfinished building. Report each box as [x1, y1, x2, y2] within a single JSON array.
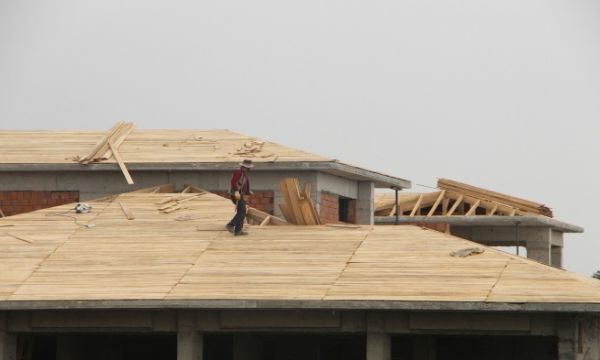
[[0, 188, 599, 360], [0, 122, 410, 225]]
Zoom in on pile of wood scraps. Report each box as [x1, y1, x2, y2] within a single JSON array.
[[233, 140, 274, 158], [156, 193, 204, 214], [279, 178, 321, 225], [74, 121, 136, 184]]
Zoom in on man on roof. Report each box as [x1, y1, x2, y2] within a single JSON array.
[[226, 159, 254, 235]]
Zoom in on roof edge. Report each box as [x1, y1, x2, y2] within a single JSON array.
[[0, 299, 598, 313], [375, 215, 583, 233], [0, 161, 411, 189]]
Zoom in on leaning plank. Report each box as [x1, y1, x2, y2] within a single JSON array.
[[118, 202, 135, 220], [260, 216, 271, 226], [409, 194, 424, 217], [78, 121, 124, 164], [108, 140, 134, 185], [465, 199, 481, 216], [247, 207, 288, 226], [101, 122, 135, 160], [0, 207, 4, 218]]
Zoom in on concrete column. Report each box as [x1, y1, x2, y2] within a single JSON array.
[[366, 333, 391, 360], [233, 334, 260, 360], [0, 333, 16, 360], [178, 311, 203, 360], [551, 246, 563, 268], [525, 228, 551, 265], [56, 335, 74, 360], [558, 315, 576, 360], [357, 181, 375, 225]]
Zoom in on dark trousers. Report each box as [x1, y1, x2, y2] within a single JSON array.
[[227, 198, 246, 233]]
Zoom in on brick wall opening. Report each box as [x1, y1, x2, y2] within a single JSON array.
[[0, 191, 79, 217], [319, 192, 357, 224], [213, 191, 274, 215]]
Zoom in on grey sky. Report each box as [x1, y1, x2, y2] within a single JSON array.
[[1, 0, 599, 275]]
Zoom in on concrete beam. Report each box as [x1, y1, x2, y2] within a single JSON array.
[[233, 334, 260, 360], [178, 311, 203, 360], [0, 161, 411, 189], [2, 300, 600, 313], [375, 215, 583, 233]]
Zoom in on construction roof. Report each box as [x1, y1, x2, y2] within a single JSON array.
[[0, 189, 599, 312], [0, 128, 410, 188]]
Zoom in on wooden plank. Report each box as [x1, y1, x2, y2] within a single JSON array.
[[446, 195, 463, 216], [409, 194, 424, 217], [78, 121, 124, 164], [465, 199, 481, 216], [427, 190, 446, 217], [487, 204, 498, 216], [108, 140, 134, 185], [118, 202, 135, 220], [260, 216, 271, 226], [0, 207, 4, 218], [101, 122, 135, 160]]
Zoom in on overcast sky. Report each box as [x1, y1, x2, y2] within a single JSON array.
[[1, 0, 599, 276]]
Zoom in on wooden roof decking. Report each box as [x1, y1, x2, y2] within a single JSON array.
[[0, 127, 411, 188], [0, 190, 599, 306], [0, 129, 327, 164]]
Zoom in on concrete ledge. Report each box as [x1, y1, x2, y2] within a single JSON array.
[[0, 161, 411, 189], [374, 215, 583, 233], [0, 300, 599, 313]]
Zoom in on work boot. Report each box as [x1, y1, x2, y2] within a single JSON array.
[[225, 224, 235, 233]]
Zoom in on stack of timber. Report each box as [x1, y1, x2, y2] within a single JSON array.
[[75, 121, 136, 184], [438, 178, 553, 217], [279, 178, 321, 225]]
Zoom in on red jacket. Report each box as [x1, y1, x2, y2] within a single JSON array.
[[230, 168, 250, 195]]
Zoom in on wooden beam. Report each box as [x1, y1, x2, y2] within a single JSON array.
[[427, 190, 446, 217], [409, 194, 424, 217], [442, 198, 449, 215], [260, 216, 271, 226], [465, 199, 481, 216], [0, 207, 4, 218], [487, 204, 498, 216], [446, 195, 463, 216], [118, 202, 135, 220], [108, 140, 134, 185]]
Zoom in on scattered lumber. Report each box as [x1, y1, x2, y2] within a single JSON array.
[[246, 207, 288, 226], [76, 121, 136, 184], [450, 247, 485, 258], [118, 202, 135, 220], [279, 178, 320, 225], [157, 193, 204, 214], [438, 178, 552, 217]]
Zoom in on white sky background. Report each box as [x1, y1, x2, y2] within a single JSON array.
[[0, 0, 599, 275]]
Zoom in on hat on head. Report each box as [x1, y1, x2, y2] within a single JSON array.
[[240, 159, 254, 168]]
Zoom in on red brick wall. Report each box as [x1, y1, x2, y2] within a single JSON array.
[[214, 190, 274, 215], [319, 192, 339, 224], [0, 191, 79, 216]]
